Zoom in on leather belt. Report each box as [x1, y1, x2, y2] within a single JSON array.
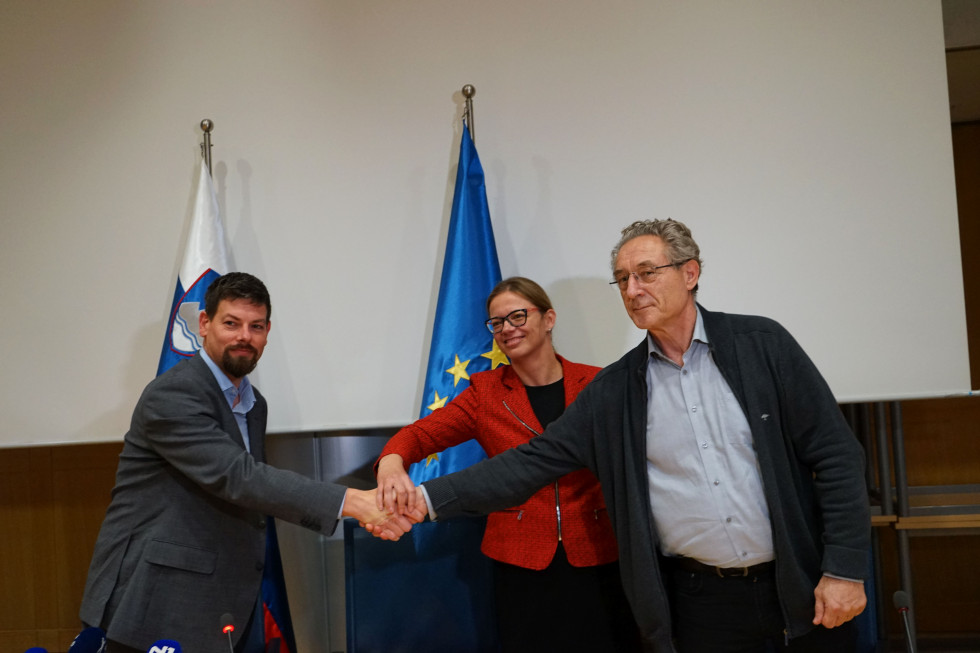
[[669, 556, 775, 578]]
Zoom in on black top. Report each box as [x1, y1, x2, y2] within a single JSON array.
[[525, 378, 565, 430]]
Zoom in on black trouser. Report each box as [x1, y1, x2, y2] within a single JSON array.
[[493, 543, 642, 653], [668, 566, 857, 653]]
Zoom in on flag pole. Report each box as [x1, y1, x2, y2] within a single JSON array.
[[200, 118, 214, 176], [461, 85, 475, 142]]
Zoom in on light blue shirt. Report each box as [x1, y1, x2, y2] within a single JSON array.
[[200, 349, 348, 522], [645, 307, 774, 567], [200, 348, 256, 453]]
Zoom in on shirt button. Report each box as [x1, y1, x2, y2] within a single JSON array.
[[691, 405, 698, 413], [701, 442, 708, 449], [726, 517, 732, 523], [713, 479, 720, 486]]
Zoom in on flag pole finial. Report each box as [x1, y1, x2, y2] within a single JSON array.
[[199, 119, 214, 177], [461, 85, 475, 141]]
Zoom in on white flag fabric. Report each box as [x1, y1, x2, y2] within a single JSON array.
[[157, 157, 231, 375]]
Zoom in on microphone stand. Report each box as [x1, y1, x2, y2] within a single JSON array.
[[220, 613, 235, 653], [893, 591, 917, 653]]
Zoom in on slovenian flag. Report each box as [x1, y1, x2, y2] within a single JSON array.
[[157, 156, 230, 375], [156, 155, 296, 653]]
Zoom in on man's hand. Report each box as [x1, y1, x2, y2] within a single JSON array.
[[363, 486, 428, 538], [376, 454, 418, 516], [813, 575, 866, 628], [343, 488, 415, 541]]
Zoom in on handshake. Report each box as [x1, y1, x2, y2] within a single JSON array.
[[342, 453, 431, 541], [343, 482, 428, 541]]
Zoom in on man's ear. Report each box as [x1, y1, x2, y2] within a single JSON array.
[[683, 259, 701, 291]]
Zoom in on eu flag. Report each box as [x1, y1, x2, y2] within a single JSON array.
[[409, 123, 505, 484], [343, 122, 501, 653]]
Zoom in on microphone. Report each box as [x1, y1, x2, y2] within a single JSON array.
[[145, 640, 182, 653], [67, 627, 107, 653], [893, 590, 917, 653], [220, 613, 235, 653]]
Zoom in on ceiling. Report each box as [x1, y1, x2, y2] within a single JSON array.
[[944, 0, 980, 123]]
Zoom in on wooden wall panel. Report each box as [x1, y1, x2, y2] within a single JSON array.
[[0, 442, 120, 653], [877, 530, 980, 637], [901, 396, 980, 487], [0, 448, 43, 647], [874, 393, 980, 637]]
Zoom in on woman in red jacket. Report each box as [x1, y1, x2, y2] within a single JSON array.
[[375, 277, 639, 653]]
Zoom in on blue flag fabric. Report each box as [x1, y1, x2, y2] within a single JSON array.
[[157, 157, 295, 653], [343, 123, 501, 653], [157, 157, 230, 375], [409, 124, 504, 485]]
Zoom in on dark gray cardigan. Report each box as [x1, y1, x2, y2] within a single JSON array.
[[424, 305, 870, 652]]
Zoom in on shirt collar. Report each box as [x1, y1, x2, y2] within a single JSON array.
[[646, 305, 709, 359]]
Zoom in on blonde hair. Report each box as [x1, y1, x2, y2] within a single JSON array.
[[486, 277, 554, 314]]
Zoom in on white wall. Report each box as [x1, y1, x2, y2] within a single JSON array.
[[0, 0, 967, 448]]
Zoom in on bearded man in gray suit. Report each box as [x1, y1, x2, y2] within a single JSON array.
[[80, 272, 414, 653]]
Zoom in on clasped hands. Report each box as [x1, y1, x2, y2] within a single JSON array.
[[342, 454, 427, 541]]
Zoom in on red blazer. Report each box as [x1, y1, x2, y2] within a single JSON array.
[[376, 356, 618, 570]]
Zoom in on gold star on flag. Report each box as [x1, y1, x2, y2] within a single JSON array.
[[423, 452, 440, 467], [481, 340, 510, 370], [445, 355, 471, 386], [427, 391, 448, 413]]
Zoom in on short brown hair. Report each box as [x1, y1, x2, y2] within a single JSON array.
[[204, 272, 271, 320]]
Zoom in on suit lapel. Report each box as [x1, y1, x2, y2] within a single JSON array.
[[247, 408, 264, 463], [188, 353, 253, 455]]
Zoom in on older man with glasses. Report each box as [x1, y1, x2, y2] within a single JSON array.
[[391, 219, 870, 653]]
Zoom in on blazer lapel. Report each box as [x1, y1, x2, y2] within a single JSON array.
[[189, 353, 253, 455], [500, 365, 543, 434]]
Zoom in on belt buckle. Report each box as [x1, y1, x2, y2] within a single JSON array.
[[716, 565, 749, 578]]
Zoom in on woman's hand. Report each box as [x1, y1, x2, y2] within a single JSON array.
[[376, 453, 418, 515]]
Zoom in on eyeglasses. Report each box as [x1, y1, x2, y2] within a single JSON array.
[[609, 260, 689, 291], [485, 308, 540, 333]]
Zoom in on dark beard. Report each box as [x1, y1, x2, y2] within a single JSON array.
[[221, 347, 259, 378]]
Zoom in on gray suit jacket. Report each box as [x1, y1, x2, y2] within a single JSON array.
[[80, 353, 346, 651]]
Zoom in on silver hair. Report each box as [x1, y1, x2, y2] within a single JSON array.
[[610, 218, 703, 292]]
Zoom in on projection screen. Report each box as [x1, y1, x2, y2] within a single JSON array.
[[0, 0, 968, 448]]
